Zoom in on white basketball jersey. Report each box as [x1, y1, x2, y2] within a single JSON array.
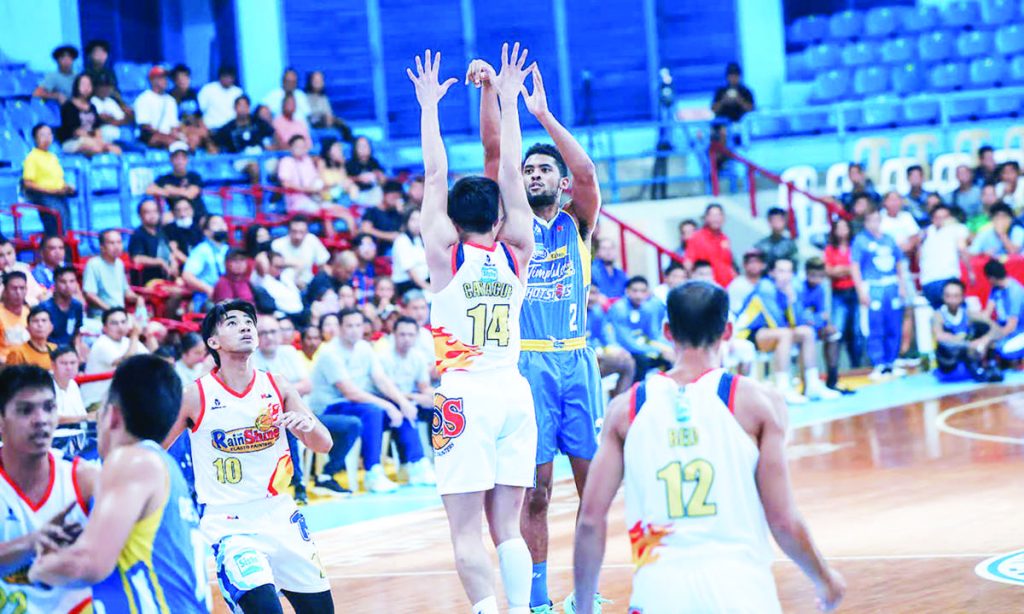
[[430, 242, 524, 375], [623, 370, 774, 574], [0, 453, 91, 613], [189, 369, 293, 507]]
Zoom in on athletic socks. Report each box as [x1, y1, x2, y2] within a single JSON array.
[[773, 371, 790, 391], [497, 538, 532, 609], [529, 560, 549, 608], [826, 365, 838, 388], [804, 367, 820, 386], [472, 596, 499, 614]]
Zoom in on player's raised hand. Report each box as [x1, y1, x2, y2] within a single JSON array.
[[465, 59, 496, 88], [493, 42, 535, 101], [407, 49, 459, 107], [522, 64, 550, 118]]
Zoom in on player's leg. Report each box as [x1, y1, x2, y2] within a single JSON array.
[[212, 534, 282, 614], [486, 484, 531, 614], [560, 349, 602, 498], [237, 585, 285, 614], [756, 328, 793, 393], [282, 590, 335, 614], [865, 286, 889, 372], [444, 491, 499, 613], [883, 286, 904, 368], [522, 460, 554, 607]]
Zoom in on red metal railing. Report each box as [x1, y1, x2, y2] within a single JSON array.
[[709, 141, 851, 238], [600, 208, 686, 282]]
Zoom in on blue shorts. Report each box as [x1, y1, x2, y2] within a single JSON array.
[[519, 348, 602, 464]]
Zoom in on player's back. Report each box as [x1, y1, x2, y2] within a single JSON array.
[[430, 241, 524, 375], [0, 453, 91, 614], [623, 369, 779, 614], [92, 440, 211, 613]]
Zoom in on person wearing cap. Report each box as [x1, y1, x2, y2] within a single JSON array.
[[169, 64, 217, 153], [133, 66, 184, 149], [146, 141, 209, 219], [83, 40, 121, 103], [711, 62, 754, 123], [91, 72, 134, 146], [34, 45, 78, 103], [197, 66, 243, 131]]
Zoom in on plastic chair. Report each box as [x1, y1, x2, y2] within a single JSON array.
[[918, 32, 954, 63], [986, 92, 1020, 117], [1009, 56, 1024, 84], [786, 109, 830, 134], [902, 95, 940, 124], [881, 37, 916, 64], [878, 157, 918, 194], [779, 165, 823, 248], [969, 57, 1007, 87], [995, 24, 1024, 56], [786, 52, 812, 82], [805, 44, 841, 71], [929, 62, 968, 91], [899, 133, 938, 176], [748, 114, 788, 139], [861, 95, 902, 127], [940, 1, 980, 28], [853, 66, 889, 96], [789, 14, 829, 45], [864, 7, 901, 38], [810, 69, 849, 104], [5, 100, 34, 131], [842, 42, 877, 68], [891, 63, 925, 95], [981, 0, 1020, 26], [1004, 126, 1024, 152], [953, 129, 991, 155], [28, 98, 57, 125], [958, 30, 995, 58], [852, 136, 891, 182], [829, 10, 865, 41], [994, 148, 1024, 166], [824, 162, 851, 197], [930, 152, 972, 194], [900, 6, 938, 33]]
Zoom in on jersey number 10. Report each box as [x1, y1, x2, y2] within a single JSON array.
[[214, 457, 243, 484], [656, 459, 717, 519]]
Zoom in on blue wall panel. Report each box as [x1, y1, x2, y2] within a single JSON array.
[[657, 1, 738, 100]]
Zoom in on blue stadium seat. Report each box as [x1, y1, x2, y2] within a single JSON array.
[[786, 108, 830, 133], [88, 154, 121, 193], [841, 42, 877, 67], [789, 15, 829, 45], [1008, 56, 1024, 84], [805, 44, 841, 71], [969, 57, 1007, 87], [900, 6, 939, 33], [144, 149, 168, 162], [786, 52, 812, 81], [0, 172, 19, 203], [986, 90, 1020, 116], [853, 66, 889, 96], [981, 0, 1020, 26], [809, 69, 850, 103], [748, 114, 787, 139], [861, 96, 902, 126], [0, 72, 14, 98], [828, 11, 864, 41], [957, 30, 994, 58], [930, 62, 968, 91], [10, 72, 33, 97], [940, 1, 980, 29], [948, 96, 984, 121], [995, 24, 1024, 56], [903, 94, 941, 123], [880, 37, 916, 64], [5, 101, 34, 132], [891, 63, 925, 95], [918, 31, 954, 63], [864, 7, 902, 38], [29, 99, 57, 126]]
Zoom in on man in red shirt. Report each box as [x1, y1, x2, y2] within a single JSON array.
[[685, 203, 736, 286]]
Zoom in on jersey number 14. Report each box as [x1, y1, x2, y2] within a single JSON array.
[[466, 303, 510, 347], [656, 459, 717, 518]]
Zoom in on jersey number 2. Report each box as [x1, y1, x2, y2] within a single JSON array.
[[466, 303, 510, 347], [656, 459, 717, 519]]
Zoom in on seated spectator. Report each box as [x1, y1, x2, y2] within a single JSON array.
[[51, 346, 89, 423], [32, 235, 68, 291], [214, 94, 273, 183], [607, 276, 672, 379], [711, 62, 754, 123], [181, 214, 230, 309], [308, 308, 429, 492], [133, 66, 184, 149], [361, 180, 405, 253], [674, 219, 697, 259], [22, 124, 76, 237], [391, 209, 429, 296], [685, 203, 737, 287], [263, 68, 311, 123], [90, 72, 134, 149], [317, 139, 360, 203], [0, 271, 30, 362], [800, 258, 845, 392], [920, 204, 970, 310], [967, 182, 1004, 234], [168, 64, 215, 153], [299, 324, 322, 371], [272, 94, 311, 150], [405, 176, 424, 210], [824, 218, 861, 369], [164, 198, 205, 265], [213, 248, 256, 304], [256, 252, 305, 322], [851, 207, 906, 380], [591, 237, 627, 300], [401, 289, 435, 368], [272, 216, 329, 290], [840, 163, 879, 212], [81, 307, 146, 407], [351, 234, 378, 306], [997, 161, 1023, 212], [40, 266, 83, 347], [174, 332, 210, 385], [689, 260, 717, 285], [376, 316, 434, 417], [970, 203, 1022, 257], [585, 284, 634, 397], [146, 141, 209, 219], [983, 259, 1024, 363], [34, 45, 77, 104], [82, 229, 140, 316], [128, 198, 178, 285], [904, 165, 932, 224], [753, 207, 798, 268], [346, 136, 385, 205], [652, 261, 688, 306], [278, 135, 326, 214], [306, 250, 355, 307], [975, 145, 998, 186], [82, 40, 120, 103], [198, 66, 242, 131], [318, 313, 340, 349], [243, 224, 273, 278], [933, 279, 1001, 382], [364, 277, 398, 334], [726, 250, 765, 315], [948, 164, 982, 219], [6, 306, 56, 369], [0, 240, 45, 306], [305, 70, 352, 139]]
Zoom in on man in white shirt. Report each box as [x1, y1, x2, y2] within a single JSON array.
[[880, 190, 922, 364], [257, 252, 305, 319], [377, 316, 433, 415], [81, 307, 146, 407], [919, 204, 971, 310], [197, 66, 243, 130], [52, 346, 88, 424], [726, 250, 766, 315], [270, 215, 329, 290], [132, 65, 183, 149], [262, 68, 310, 124]]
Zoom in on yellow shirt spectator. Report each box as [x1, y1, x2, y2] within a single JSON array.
[[0, 305, 29, 362], [6, 340, 56, 370], [22, 147, 66, 193]]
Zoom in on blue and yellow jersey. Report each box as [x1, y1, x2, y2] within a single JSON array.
[[92, 441, 210, 614], [521, 210, 590, 351], [939, 305, 972, 338], [734, 278, 797, 339], [990, 278, 1024, 332]]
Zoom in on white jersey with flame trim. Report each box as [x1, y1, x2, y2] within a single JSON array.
[[0, 453, 91, 614], [623, 370, 780, 614], [429, 241, 524, 375], [189, 368, 293, 507]]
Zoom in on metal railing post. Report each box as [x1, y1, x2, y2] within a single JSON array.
[[747, 165, 757, 217]]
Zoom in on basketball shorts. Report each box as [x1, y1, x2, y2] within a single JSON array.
[[202, 495, 329, 608], [519, 348, 602, 464], [630, 558, 781, 614], [432, 367, 537, 495]]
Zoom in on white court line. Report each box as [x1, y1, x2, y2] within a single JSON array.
[[935, 391, 1024, 446]]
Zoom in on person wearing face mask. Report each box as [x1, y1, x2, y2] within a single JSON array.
[[164, 198, 204, 267], [181, 215, 231, 309]]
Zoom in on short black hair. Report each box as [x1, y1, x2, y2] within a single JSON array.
[[771, 256, 795, 271], [805, 256, 825, 272], [201, 300, 257, 367], [108, 355, 182, 443], [102, 306, 127, 326], [40, 235, 64, 249], [203, 214, 225, 232], [338, 306, 363, 324], [27, 305, 50, 323], [990, 203, 1015, 219], [664, 261, 686, 276], [704, 203, 723, 216], [1001, 161, 1021, 173], [666, 282, 729, 349], [287, 133, 306, 146], [99, 228, 120, 244], [318, 312, 339, 332], [288, 214, 309, 228], [767, 207, 787, 218], [907, 164, 924, 176], [742, 250, 765, 264], [31, 123, 50, 140], [50, 345, 77, 362], [393, 315, 418, 333], [84, 39, 110, 56], [180, 332, 204, 354], [234, 94, 250, 107], [2, 271, 26, 286], [692, 259, 712, 271], [626, 275, 649, 289], [523, 143, 567, 178], [137, 198, 158, 216], [943, 278, 966, 293], [448, 176, 500, 235], [984, 259, 1007, 280], [218, 65, 237, 78], [848, 162, 864, 172], [170, 63, 190, 77], [54, 265, 77, 281], [726, 62, 741, 75], [0, 365, 54, 415], [679, 219, 697, 229], [353, 233, 375, 249], [978, 145, 994, 156], [930, 203, 952, 217], [383, 180, 405, 194]]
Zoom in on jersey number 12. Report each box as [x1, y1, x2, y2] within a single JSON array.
[[656, 459, 717, 518]]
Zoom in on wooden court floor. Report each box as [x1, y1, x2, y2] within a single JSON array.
[[212, 384, 1024, 612]]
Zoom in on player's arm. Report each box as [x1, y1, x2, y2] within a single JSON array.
[[162, 382, 201, 449], [573, 391, 629, 614], [523, 65, 601, 241], [932, 311, 956, 344], [408, 49, 460, 290], [274, 374, 332, 454], [492, 43, 536, 269], [28, 446, 162, 586], [0, 501, 81, 569], [466, 59, 500, 181], [741, 380, 845, 611]]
